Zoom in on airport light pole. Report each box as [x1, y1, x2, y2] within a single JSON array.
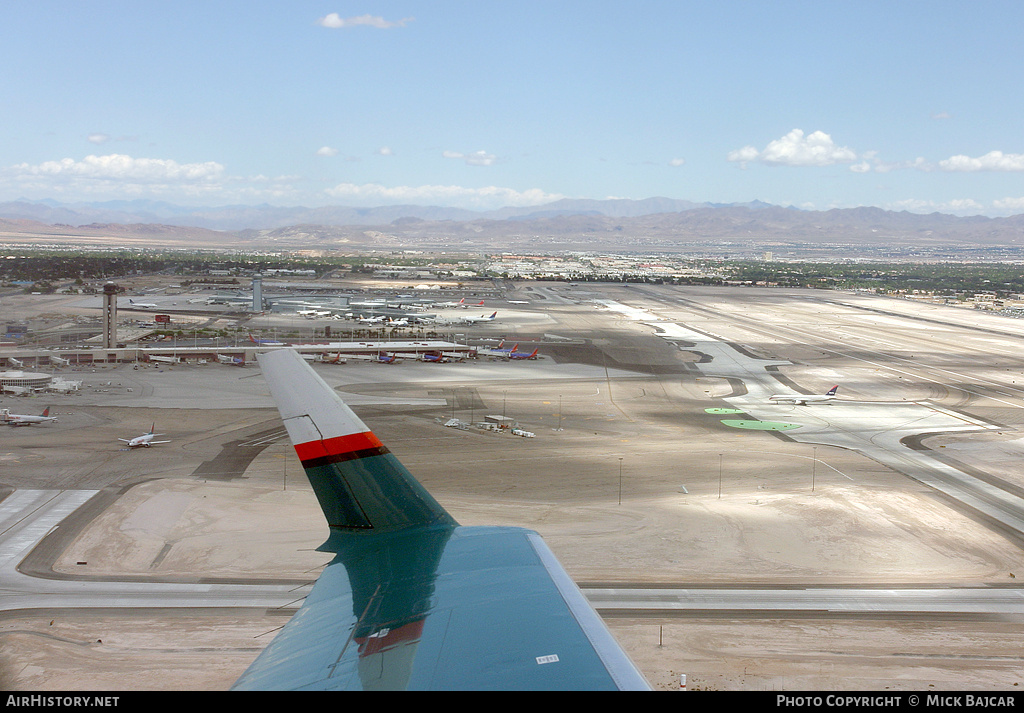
[[618, 457, 623, 506], [812, 446, 817, 492]]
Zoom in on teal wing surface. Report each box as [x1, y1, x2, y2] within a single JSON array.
[[231, 349, 649, 691]]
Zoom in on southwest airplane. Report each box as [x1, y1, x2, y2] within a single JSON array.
[[769, 385, 839, 405], [232, 348, 649, 691], [315, 353, 348, 364], [507, 347, 539, 360], [217, 354, 245, 366], [119, 424, 170, 448], [0, 407, 58, 426]]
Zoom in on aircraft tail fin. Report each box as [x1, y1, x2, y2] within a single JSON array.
[[41, 408, 49, 417], [257, 349, 457, 550], [826, 385, 839, 396]]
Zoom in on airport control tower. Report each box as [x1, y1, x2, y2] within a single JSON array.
[[252, 274, 263, 312], [102, 282, 118, 349]]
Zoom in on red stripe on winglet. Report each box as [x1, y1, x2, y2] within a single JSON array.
[[294, 431, 384, 462]]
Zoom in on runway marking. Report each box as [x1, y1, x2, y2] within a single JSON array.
[[721, 420, 803, 431], [238, 430, 290, 447]]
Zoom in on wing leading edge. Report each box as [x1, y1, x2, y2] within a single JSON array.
[[232, 348, 649, 691]]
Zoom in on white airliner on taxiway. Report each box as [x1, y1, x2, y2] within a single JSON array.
[[119, 424, 171, 448], [128, 299, 158, 308], [769, 385, 839, 405]]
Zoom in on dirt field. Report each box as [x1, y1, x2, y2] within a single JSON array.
[[4, 284, 1024, 691]]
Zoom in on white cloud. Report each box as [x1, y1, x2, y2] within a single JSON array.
[[323, 182, 564, 209], [886, 198, 988, 216], [443, 150, 497, 166], [843, 149, 1024, 175], [669, 158, 686, 167], [0, 153, 288, 203], [317, 13, 414, 29], [316, 146, 339, 157], [728, 129, 857, 168], [376, 146, 394, 156], [854, 152, 930, 174], [993, 197, 1024, 213], [938, 150, 1024, 172], [15, 154, 224, 183], [87, 133, 111, 145]]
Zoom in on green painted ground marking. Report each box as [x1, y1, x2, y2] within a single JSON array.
[[704, 408, 745, 414]]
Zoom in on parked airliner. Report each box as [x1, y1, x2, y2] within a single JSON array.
[[460, 311, 498, 324], [0, 407, 58, 426], [249, 334, 287, 346], [507, 347, 539, 360]]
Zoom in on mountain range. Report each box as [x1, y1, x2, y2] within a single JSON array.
[[0, 196, 719, 230], [1, 197, 1023, 252]]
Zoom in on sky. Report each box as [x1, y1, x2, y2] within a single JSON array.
[[4, 1, 1024, 216]]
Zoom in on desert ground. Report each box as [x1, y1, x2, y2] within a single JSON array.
[[2, 281, 1024, 691]]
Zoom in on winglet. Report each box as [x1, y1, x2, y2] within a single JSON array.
[[258, 349, 457, 550]]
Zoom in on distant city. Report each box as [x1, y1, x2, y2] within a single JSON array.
[[4, 248, 1024, 320]]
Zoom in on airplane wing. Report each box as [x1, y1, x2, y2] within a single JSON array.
[[233, 348, 648, 691]]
